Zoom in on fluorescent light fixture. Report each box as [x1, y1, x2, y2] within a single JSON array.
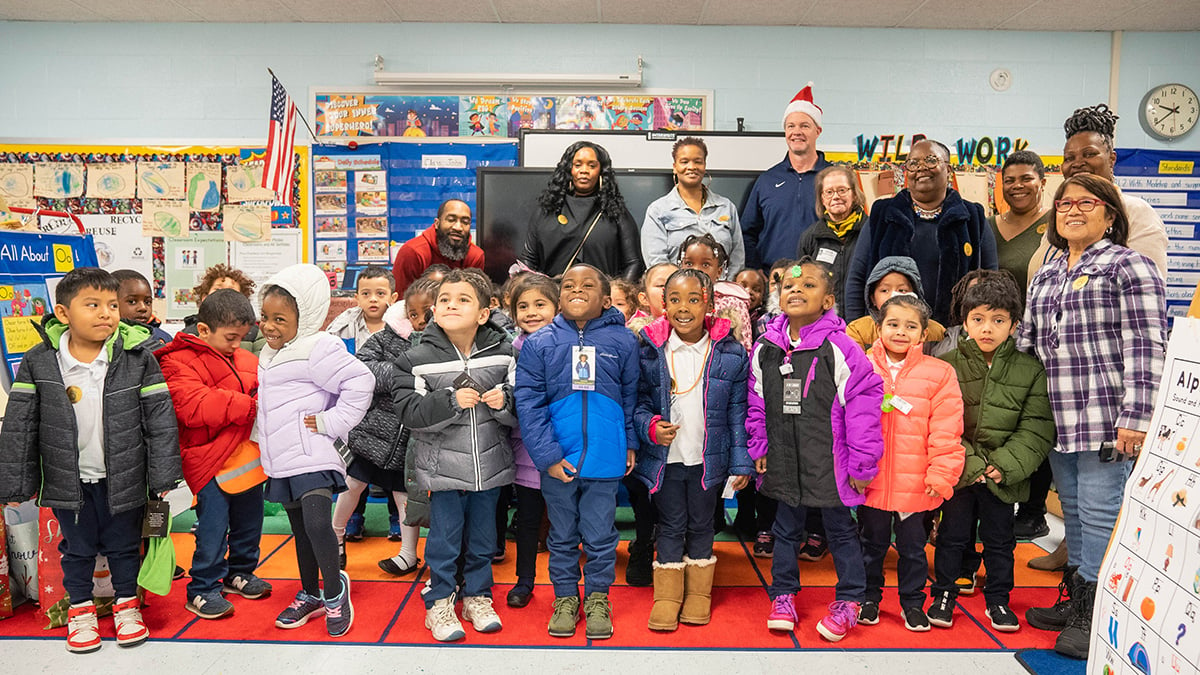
[[371, 71, 643, 89]]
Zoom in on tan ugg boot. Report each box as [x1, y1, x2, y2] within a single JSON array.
[[679, 555, 717, 625], [647, 561, 686, 631], [1028, 540, 1068, 571]]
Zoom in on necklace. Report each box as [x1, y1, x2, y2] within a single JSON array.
[[668, 341, 711, 396], [912, 203, 942, 220]]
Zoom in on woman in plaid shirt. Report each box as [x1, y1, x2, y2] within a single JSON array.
[[1017, 173, 1166, 659]]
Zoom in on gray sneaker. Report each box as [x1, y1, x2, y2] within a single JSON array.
[[583, 592, 613, 639], [547, 595, 580, 637], [186, 591, 234, 619], [275, 590, 324, 629], [324, 571, 353, 638], [224, 573, 272, 599]]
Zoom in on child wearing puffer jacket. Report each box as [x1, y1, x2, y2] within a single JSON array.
[[859, 293, 964, 633]]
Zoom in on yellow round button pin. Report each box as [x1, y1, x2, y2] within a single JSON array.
[[557, 214, 568, 225], [66, 385, 82, 404], [1072, 275, 1089, 291], [963, 242, 973, 257], [1037, 223, 1047, 235]]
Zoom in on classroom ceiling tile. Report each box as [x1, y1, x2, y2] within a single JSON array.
[[0, 0, 105, 21], [492, 0, 598, 24], [386, 0, 501, 23], [183, 0, 300, 22], [798, 0, 928, 28], [1098, 1, 1200, 31], [282, 0, 400, 23], [48, 0, 202, 21], [698, 0, 809, 26], [601, 0, 704, 25], [996, 0, 1136, 31], [894, 0, 1035, 30]]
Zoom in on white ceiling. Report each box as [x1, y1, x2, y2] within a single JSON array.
[[1, 0, 1198, 31]]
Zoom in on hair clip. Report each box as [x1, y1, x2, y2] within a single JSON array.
[[790, 265, 803, 278]]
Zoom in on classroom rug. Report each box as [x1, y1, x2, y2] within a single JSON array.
[[1014, 648, 1088, 675], [0, 519, 1067, 656]]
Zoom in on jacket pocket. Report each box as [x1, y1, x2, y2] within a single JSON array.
[[298, 412, 315, 456]]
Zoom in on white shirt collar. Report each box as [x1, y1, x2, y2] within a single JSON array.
[[668, 330, 710, 352], [58, 329, 110, 376]]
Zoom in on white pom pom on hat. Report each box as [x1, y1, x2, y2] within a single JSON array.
[[783, 82, 822, 128]]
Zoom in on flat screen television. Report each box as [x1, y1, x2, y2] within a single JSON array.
[[475, 167, 761, 284]]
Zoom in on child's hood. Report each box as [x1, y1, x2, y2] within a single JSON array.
[[761, 308, 845, 353], [865, 255, 924, 319], [261, 263, 331, 341], [382, 302, 414, 339], [36, 313, 149, 358], [640, 314, 732, 348]]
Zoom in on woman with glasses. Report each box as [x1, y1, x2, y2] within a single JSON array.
[[641, 137, 745, 280], [1017, 173, 1165, 659], [796, 165, 867, 310], [844, 139, 996, 325]]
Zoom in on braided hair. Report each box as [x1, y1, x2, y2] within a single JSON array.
[[676, 233, 729, 273], [663, 267, 715, 310], [1063, 103, 1119, 150], [537, 141, 629, 220]]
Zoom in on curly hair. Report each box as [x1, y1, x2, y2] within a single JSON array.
[[676, 233, 729, 272], [537, 141, 629, 220], [193, 263, 255, 300], [1063, 103, 1119, 149]]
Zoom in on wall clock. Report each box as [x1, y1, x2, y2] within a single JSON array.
[[1139, 83, 1198, 141]]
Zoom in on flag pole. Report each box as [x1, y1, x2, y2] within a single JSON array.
[[268, 67, 320, 144]]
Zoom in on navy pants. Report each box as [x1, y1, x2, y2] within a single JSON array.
[[188, 479, 264, 597], [860, 505, 929, 608], [513, 484, 546, 585], [53, 480, 143, 602], [769, 502, 866, 602], [933, 483, 1017, 605], [542, 475, 619, 598], [425, 488, 499, 607], [654, 463, 720, 563]]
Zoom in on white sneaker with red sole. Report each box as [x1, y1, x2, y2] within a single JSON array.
[[66, 604, 102, 654], [112, 598, 149, 647]]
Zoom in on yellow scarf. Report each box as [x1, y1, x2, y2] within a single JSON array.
[[825, 210, 862, 239]]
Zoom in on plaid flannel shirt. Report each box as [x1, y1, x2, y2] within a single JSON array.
[[1016, 239, 1166, 454]]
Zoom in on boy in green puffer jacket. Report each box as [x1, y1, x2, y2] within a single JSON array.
[[928, 272, 1055, 633]]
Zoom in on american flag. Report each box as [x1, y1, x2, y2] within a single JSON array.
[[262, 74, 297, 206]]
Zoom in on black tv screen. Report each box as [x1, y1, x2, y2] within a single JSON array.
[[475, 167, 762, 284]]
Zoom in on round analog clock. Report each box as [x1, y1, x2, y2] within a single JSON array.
[[1139, 83, 1198, 141]]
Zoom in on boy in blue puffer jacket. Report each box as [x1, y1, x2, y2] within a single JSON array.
[[515, 264, 640, 641]]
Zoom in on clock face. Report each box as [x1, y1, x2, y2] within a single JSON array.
[[1141, 83, 1198, 140]]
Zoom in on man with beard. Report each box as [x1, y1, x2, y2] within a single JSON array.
[[392, 199, 486, 295]]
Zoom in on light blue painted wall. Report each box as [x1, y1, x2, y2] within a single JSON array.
[[1, 22, 1197, 155]]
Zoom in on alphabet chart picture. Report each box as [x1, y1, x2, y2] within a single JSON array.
[[1092, 318, 1200, 674]]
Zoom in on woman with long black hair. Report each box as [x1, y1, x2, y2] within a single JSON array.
[[520, 141, 643, 282]]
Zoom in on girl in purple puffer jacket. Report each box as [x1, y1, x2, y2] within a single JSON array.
[[503, 274, 560, 609]]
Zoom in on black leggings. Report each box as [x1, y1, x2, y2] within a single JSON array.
[[285, 490, 342, 599]]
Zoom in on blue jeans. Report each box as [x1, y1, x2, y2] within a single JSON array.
[[425, 488, 500, 607], [188, 479, 265, 597], [52, 480, 142, 602], [1048, 450, 1131, 582], [654, 463, 720, 563], [769, 502, 866, 603], [541, 474, 619, 598]]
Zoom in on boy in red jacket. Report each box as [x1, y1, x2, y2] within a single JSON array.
[[157, 289, 270, 619]]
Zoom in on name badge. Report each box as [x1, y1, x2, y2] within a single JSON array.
[[779, 362, 793, 375], [890, 394, 914, 415], [572, 346, 596, 391], [816, 247, 838, 265], [783, 379, 804, 415]]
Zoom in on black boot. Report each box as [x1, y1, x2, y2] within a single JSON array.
[[1054, 574, 1096, 659], [1026, 566, 1078, 631], [625, 539, 654, 587]]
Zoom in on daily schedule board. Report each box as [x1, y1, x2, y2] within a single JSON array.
[[1091, 317, 1200, 674]]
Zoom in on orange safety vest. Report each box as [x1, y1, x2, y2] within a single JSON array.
[[215, 440, 268, 495]]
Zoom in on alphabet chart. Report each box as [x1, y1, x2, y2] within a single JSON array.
[[1092, 317, 1200, 674]]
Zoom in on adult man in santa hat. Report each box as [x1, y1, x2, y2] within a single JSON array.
[[741, 83, 831, 270]]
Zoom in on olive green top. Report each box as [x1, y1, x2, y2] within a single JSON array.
[[988, 210, 1050, 296]]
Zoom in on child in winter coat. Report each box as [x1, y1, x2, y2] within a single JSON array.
[[504, 273, 560, 609], [257, 264, 374, 638], [158, 289, 270, 620], [393, 269, 517, 643], [846, 256, 946, 351], [928, 274, 1054, 632], [515, 264, 640, 641], [748, 259, 884, 643], [860, 294, 965, 632], [677, 233, 752, 352], [325, 265, 398, 354], [634, 268, 752, 631]]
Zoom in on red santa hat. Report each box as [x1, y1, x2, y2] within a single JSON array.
[[783, 82, 823, 128]]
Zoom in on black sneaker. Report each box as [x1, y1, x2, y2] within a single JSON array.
[[625, 540, 653, 587], [926, 591, 955, 628], [986, 604, 1020, 632], [903, 606, 931, 632], [857, 600, 880, 625], [797, 534, 828, 562], [1013, 515, 1050, 540], [954, 573, 976, 596], [752, 531, 775, 558]]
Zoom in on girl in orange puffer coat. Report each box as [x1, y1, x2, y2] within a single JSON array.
[[857, 294, 965, 633]]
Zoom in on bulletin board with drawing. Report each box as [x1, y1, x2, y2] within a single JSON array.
[[0, 142, 309, 320]]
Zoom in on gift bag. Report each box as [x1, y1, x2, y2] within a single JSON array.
[[0, 517, 12, 618], [4, 502, 39, 604], [35, 507, 66, 626]]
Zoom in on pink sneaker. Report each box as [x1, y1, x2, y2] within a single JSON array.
[[767, 593, 798, 631], [816, 600, 859, 642]]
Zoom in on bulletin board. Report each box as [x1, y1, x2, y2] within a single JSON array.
[[0, 141, 309, 320]]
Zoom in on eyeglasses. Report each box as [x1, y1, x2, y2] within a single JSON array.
[[822, 187, 852, 198], [903, 156, 942, 171], [1054, 198, 1104, 213]]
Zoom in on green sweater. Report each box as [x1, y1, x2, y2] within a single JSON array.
[[939, 337, 1055, 503]]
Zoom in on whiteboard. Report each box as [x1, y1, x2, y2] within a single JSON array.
[[520, 129, 786, 172]]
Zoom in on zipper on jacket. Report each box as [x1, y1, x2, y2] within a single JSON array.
[[576, 328, 589, 476], [470, 405, 481, 490]]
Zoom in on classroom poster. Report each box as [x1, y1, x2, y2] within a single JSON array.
[[459, 96, 509, 137], [652, 96, 705, 130], [604, 96, 653, 130], [136, 160, 185, 200], [555, 96, 609, 130], [76, 214, 153, 281], [84, 162, 136, 200], [140, 199, 188, 237], [506, 96, 555, 135], [229, 228, 301, 309], [185, 162, 222, 212], [221, 204, 271, 242], [164, 231, 226, 320], [33, 162, 84, 199], [1090, 316, 1200, 674]]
